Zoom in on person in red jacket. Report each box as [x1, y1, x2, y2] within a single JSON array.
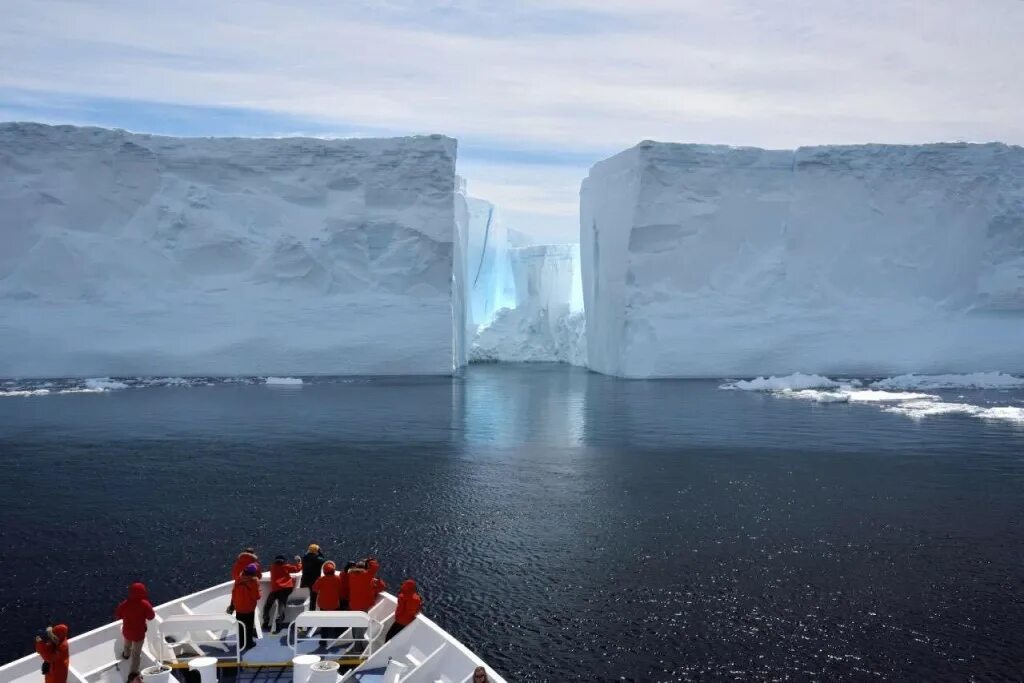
[[371, 576, 387, 600], [34, 624, 69, 683], [346, 558, 380, 612], [263, 554, 302, 633], [339, 561, 356, 610], [228, 563, 261, 651], [231, 548, 260, 580], [385, 579, 422, 642], [312, 561, 345, 646], [115, 582, 155, 672]]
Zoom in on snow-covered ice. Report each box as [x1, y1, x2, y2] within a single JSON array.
[[0, 123, 463, 377], [264, 376, 303, 385], [470, 244, 586, 364], [724, 372, 1024, 425], [582, 141, 1024, 378], [722, 373, 840, 392], [871, 372, 1024, 390]]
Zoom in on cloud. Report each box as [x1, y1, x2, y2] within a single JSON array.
[[2, 0, 1023, 239]]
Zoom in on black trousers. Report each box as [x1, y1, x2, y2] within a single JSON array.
[[263, 588, 292, 627], [307, 589, 318, 612], [237, 611, 256, 650], [385, 622, 406, 642]]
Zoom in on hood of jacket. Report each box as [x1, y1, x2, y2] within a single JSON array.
[[128, 582, 148, 600]]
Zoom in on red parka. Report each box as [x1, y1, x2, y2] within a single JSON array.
[[269, 560, 301, 591], [232, 552, 260, 580], [312, 562, 344, 610], [347, 559, 380, 612], [231, 575, 261, 614], [393, 580, 422, 626], [115, 582, 156, 641], [35, 624, 69, 683]]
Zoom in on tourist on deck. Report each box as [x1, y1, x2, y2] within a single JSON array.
[[471, 666, 489, 683], [339, 561, 356, 610], [126, 672, 142, 683], [115, 582, 155, 673], [231, 548, 260, 580], [228, 563, 261, 651], [263, 554, 302, 633], [300, 543, 325, 612], [312, 561, 344, 646], [385, 579, 422, 642], [34, 624, 69, 683], [371, 575, 387, 603], [347, 557, 380, 612]]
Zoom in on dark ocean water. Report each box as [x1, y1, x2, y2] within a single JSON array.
[[1, 365, 1022, 681]]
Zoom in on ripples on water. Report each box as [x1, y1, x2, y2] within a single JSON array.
[[0, 365, 1022, 680]]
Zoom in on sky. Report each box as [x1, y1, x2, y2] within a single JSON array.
[[2, 0, 1022, 242]]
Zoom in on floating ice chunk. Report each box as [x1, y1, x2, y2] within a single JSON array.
[[780, 389, 850, 403], [265, 376, 303, 385], [142, 377, 193, 386], [872, 372, 1024, 390], [844, 390, 937, 402], [84, 378, 129, 391], [722, 373, 840, 392], [0, 389, 51, 397], [885, 400, 1024, 423], [980, 406, 1024, 422]]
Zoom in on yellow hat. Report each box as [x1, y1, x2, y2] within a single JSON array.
[[308, 543, 320, 553]]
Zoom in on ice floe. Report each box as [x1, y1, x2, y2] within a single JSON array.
[[724, 372, 1024, 425]]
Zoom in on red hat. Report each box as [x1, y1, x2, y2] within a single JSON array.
[[51, 624, 69, 640], [323, 561, 336, 575]]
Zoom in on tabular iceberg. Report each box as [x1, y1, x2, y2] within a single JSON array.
[[0, 123, 464, 376], [581, 141, 1024, 378]]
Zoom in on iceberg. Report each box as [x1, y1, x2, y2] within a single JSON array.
[[464, 196, 516, 333], [470, 244, 586, 364], [581, 141, 1024, 378], [0, 123, 465, 377]]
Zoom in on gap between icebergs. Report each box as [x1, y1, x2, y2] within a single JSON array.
[[721, 373, 1024, 424]]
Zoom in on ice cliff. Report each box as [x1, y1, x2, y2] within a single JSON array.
[[0, 123, 464, 376], [471, 243, 585, 364], [461, 193, 584, 365], [581, 141, 1024, 378]]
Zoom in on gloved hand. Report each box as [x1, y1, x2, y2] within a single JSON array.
[[226, 605, 235, 615]]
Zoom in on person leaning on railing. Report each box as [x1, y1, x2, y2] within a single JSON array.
[[34, 624, 69, 683], [385, 579, 422, 642]]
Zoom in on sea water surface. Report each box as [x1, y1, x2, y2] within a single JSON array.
[[1, 365, 1022, 681]]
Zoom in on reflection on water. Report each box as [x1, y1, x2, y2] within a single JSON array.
[[0, 365, 1022, 680]]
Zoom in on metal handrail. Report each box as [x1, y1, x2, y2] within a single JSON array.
[[288, 612, 381, 659], [158, 616, 242, 667]]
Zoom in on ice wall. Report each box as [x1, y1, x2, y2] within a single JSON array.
[[465, 196, 515, 332], [471, 244, 586, 364], [0, 123, 464, 376], [582, 141, 1024, 378]]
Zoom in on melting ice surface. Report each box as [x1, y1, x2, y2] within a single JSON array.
[[721, 372, 1024, 423]]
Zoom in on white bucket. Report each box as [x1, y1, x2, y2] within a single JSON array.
[[140, 664, 172, 683], [292, 654, 321, 683], [188, 656, 218, 683], [307, 660, 340, 683]]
